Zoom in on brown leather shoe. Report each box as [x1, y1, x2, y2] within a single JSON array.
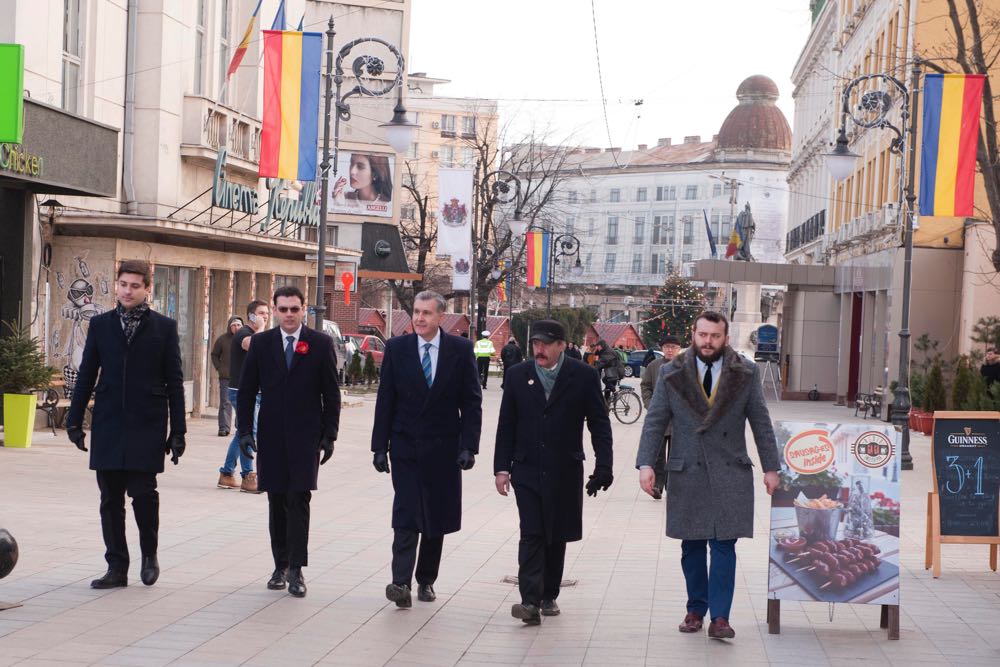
[[217, 473, 239, 489], [678, 612, 704, 633], [708, 617, 735, 639], [240, 473, 261, 494]]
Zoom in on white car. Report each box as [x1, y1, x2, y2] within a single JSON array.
[[322, 320, 350, 383]]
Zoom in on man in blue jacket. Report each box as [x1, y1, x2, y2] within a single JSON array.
[[66, 260, 186, 589], [372, 290, 482, 608]]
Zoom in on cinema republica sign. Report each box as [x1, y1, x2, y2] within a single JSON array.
[[211, 147, 319, 228]]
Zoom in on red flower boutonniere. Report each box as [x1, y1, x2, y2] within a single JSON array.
[[295, 341, 309, 355]]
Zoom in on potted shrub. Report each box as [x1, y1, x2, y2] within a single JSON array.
[[920, 360, 947, 435], [363, 351, 378, 387], [347, 350, 363, 386], [0, 321, 53, 448], [907, 372, 926, 430], [951, 356, 973, 410]]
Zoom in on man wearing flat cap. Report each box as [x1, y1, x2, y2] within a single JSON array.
[[639, 335, 682, 500], [494, 319, 614, 625]]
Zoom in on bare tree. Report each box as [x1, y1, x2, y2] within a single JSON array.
[[937, 2, 1000, 270]]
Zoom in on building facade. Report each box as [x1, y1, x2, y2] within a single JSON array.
[[4, 0, 412, 416]]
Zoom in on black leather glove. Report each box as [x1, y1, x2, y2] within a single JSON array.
[[373, 450, 390, 473], [585, 465, 614, 497], [457, 449, 475, 471], [240, 434, 257, 460], [166, 433, 186, 465], [319, 436, 335, 465], [68, 426, 87, 452]]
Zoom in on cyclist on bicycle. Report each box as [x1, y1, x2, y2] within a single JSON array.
[[594, 339, 625, 403]]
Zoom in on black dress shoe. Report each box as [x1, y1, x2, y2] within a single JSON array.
[[140, 555, 159, 586], [540, 599, 560, 616], [385, 583, 412, 608], [91, 569, 128, 589], [217, 429, 230, 437], [511, 603, 541, 625], [267, 568, 287, 590], [287, 567, 306, 598], [417, 584, 436, 602]]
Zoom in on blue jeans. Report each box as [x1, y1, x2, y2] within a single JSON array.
[[680, 538, 737, 621], [220, 388, 259, 477]]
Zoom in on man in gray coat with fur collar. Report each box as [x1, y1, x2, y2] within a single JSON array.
[[636, 311, 780, 640]]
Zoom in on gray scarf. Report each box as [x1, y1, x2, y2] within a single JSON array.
[[534, 353, 565, 399], [116, 301, 149, 344]]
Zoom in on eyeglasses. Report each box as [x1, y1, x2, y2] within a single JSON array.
[[276, 306, 301, 314]]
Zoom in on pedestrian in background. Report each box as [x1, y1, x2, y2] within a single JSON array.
[[636, 311, 779, 640], [474, 331, 496, 389], [372, 291, 482, 609], [66, 260, 186, 589], [238, 286, 341, 598], [594, 339, 624, 403], [500, 336, 523, 389], [494, 319, 613, 625], [565, 341, 582, 360], [981, 347, 1000, 387], [217, 300, 269, 493], [639, 335, 681, 500], [210, 316, 243, 437]]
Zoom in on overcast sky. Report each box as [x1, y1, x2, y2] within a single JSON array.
[[408, 0, 814, 148]]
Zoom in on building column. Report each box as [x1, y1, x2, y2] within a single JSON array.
[[190, 266, 209, 418], [0, 189, 33, 329], [836, 293, 852, 405]]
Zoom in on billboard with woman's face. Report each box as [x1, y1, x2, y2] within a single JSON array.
[[328, 151, 394, 217]]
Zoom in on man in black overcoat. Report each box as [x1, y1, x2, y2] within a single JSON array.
[[66, 260, 186, 589], [372, 290, 482, 608], [238, 286, 340, 598], [494, 319, 614, 625]]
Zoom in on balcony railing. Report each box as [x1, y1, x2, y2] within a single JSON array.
[[785, 209, 826, 253], [181, 95, 261, 176]]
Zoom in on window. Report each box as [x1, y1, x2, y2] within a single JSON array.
[[721, 215, 732, 240], [566, 216, 575, 235], [569, 190, 578, 204], [652, 216, 662, 244], [585, 253, 592, 271], [633, 216, 645, 243], [401, 205, 416, 221], [461, 147, 476, 168], [657, 185, 676, 201], [62, 0, 83, 113], [587, 218, 596, 236], [441, 114, 456, 133], [631, 253, 643, 274], [712, 183, 722, 197], [604, 253, 616, 273], [194, 0, 206, 94], [610, 188, 620, 203], [606, 217, 618, 245], [218, 0, 231, 103], [711, 214, 720, 240], [682, 252, 692, 263], [441, 145, 455, 167], [683, 217, 693, 244], [589, 189, 597, 203], [407, 142, 418, 159], [636, 187, 647, 202], [685, 185, 699, 200], [462, 116, 476, 136]]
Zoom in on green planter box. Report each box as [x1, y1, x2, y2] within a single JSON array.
[[2, 393, 35, 448]]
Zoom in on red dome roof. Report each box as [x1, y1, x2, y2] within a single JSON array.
[[717, 75, 791, 152]]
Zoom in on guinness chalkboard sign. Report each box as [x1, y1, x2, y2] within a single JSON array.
[[932, 414, 1000, 537]]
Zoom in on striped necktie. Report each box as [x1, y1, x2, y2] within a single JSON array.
[[422, 342, 433, 386]]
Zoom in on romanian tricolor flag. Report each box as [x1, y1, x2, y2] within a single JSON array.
[[724, 227, 741, 258], [260, 30, 322, 181], [525, 231, 551, 288], [496, 260, 508, 302], [226, 0, 263, 80], [919, 73, 985, 217]]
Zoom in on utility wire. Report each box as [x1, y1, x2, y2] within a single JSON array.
[[589, 0, 621, 168]]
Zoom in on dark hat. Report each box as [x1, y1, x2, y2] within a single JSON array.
[[660, 335, 681, 346], [529, 319, 566, 344]]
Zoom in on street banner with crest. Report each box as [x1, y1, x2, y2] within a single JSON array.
[[437, 167, 474, 291]]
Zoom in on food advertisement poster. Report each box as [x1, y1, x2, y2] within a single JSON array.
[[767, 422, 900, 605]]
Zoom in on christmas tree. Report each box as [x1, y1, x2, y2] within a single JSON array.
[[640, 273, 707, 347]]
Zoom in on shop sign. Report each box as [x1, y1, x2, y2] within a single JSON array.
[[0, 142, 43, 177], [212, 146, 259, 214], [212, 147, 320, 230]]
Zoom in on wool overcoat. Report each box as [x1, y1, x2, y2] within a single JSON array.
[[636, 347, 779, 541]]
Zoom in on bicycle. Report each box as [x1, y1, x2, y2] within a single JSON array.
[[606, 383, 642, 424]]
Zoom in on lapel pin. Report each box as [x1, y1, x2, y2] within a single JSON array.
[[528, 379, 535, 385]]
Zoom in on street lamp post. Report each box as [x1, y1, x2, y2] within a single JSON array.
[[824, 63, 922, 471], [470, 169, 521, 337], [313, 18, 417, 330], [545, 233, 584, 315]]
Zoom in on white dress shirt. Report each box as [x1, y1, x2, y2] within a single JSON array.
[[417, 327, 441, 383], [280, 325, 302, 353], [696, 355, 724, 396]]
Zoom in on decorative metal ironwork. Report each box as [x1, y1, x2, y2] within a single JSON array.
[[840, 73, 909, 154], [334, 37, 405, 122]]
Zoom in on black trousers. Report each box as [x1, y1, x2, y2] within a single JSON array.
[[652, 436, 671, 492], [268, 491, 311, 569], [392, 529, 443, 587], [518, 535, 567, 606], [96, 470, 159, 572], [477, 357, 490, 387]]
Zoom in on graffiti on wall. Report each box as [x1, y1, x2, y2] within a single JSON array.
[[51, 253, 110, 398]]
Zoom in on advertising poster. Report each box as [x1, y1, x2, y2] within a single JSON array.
[[767, 422, 900, 605], [328, 151, 394, 218]]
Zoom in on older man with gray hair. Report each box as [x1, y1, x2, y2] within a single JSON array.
[[372, 291, 483, 608]]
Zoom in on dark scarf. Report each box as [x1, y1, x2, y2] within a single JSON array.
[[116, 301, 150, 344]]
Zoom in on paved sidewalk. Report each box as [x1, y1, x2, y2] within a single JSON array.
[[0, 388, 998, 666]]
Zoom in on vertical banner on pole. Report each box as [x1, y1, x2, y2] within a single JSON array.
[[438, 167, 474, 291]]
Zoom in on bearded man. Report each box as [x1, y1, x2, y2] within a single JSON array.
[[635, 311, 780, 640]]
